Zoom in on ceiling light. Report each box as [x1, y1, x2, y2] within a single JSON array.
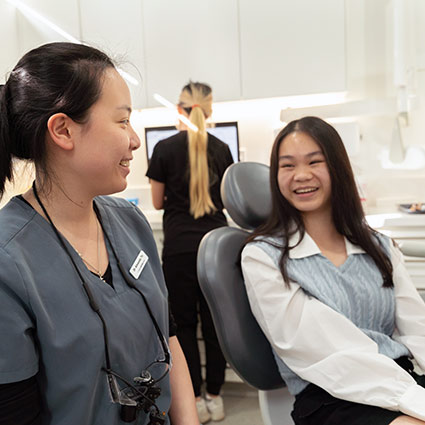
[[7, 0, 139, 86]]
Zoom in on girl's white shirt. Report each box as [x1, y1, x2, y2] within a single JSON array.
[[241, 233, 425, 420]]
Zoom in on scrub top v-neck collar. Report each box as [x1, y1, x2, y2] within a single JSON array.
[[14, 195, 123, 293]]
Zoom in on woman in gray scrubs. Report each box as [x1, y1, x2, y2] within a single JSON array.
[[0, 42, 199, 425]]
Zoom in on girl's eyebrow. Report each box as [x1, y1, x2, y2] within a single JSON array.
[[279, 151, 323, 160]]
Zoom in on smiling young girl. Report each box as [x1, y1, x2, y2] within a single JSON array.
[[0, 42, 198, 425], [241, 116, 425, 425]]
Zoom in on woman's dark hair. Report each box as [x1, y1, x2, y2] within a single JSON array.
[[247, 116, 393, 287], [0, 42, 115, 198]]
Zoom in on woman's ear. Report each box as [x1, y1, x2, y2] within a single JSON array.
[[46, 113, 75, 151]]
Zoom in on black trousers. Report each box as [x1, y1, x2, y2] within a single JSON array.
[[292, 357, 424, 425], [162, 253, 226, 397]]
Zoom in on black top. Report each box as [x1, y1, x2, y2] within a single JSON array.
[[146, 131, 234, 258], [0, 377, 41, 425]]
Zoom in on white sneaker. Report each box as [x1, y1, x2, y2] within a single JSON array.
[[196, 397, 211, 424], [206, 394, 225, 421]]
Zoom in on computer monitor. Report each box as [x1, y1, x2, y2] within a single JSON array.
[[144, 122, 240, 163]]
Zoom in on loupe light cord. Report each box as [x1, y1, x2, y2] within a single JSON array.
[[32, 181, 170, 372], [32, 181, 113, 369], [102, 367, 161, 413]]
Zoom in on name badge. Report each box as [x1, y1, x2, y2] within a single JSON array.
[[130, 250, 149, 279]]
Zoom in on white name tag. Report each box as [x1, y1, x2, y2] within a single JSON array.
[[129, 250, 149, 279]]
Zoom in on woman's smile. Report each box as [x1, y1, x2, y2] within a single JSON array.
[[293, 186, 319, 196]]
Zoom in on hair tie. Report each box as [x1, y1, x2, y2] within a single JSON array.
[[191, 104, 200, 109]]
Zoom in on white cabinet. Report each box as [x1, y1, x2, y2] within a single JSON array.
[[15, 0, 80, 56], [6, 0, 348, 106], [142, 0, 241, 107], [239, 0, 346, 99], [142, 0, 347, 105], [0, 3, 20, 82], [79, 0, 147, 108], [367, 213, 425, 293]]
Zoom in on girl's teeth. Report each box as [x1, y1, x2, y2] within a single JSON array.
[[296, 188, 317, 194], [120, 160, 129, 166]]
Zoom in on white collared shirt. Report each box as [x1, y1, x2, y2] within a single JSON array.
[[241, 231, 425, 420]]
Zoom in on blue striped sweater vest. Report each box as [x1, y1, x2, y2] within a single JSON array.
[[251, 233, 410, 395]]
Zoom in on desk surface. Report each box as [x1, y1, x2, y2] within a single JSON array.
[[143, 208, 425, 231], [366, 212, 425, 229]]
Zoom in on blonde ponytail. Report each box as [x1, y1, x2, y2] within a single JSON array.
[[179, 82, 216, 219]]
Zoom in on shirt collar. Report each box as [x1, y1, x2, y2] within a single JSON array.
[[288, 230, 365, 259]]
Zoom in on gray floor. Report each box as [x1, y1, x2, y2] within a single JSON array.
[[213, 382, 264, 425]]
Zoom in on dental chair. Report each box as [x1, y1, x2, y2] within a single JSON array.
[[398, 242, 425, 303], [197, 162, 295, 425], [399, 241, 425, 260]]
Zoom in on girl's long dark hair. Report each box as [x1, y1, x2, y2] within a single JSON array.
[[247, 116, 393, 288]]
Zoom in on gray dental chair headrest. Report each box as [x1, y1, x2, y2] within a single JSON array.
[[221, 162, 272, 230]]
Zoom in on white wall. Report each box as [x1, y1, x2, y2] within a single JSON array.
[[344, 0, 425, 211]]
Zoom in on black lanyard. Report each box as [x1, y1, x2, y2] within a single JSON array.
[[32, 181, 171, 371]]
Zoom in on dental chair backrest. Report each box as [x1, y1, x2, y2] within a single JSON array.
[[197, 162, 285, 390], [398, 242, 425, 303]]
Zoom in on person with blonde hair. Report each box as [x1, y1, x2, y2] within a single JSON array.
[[147, 82, 233, 423]]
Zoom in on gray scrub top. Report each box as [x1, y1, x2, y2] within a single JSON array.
[[0, 196, 171, 425]]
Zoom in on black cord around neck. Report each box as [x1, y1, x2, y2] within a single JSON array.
[[31, 181, 170, 367], [32, 181, 113, 369]]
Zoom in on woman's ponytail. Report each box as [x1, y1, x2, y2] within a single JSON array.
[[179, 82, 216, 219], [187, 104, 215, 218]]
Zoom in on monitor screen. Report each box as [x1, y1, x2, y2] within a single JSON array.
[[144, 122, 240, 163]]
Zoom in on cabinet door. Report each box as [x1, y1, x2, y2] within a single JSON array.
[[414, 0, 425, 70], [15, 0, 80, 56], [142, 0, 241, 107], [79, 0, 147, 108], [0, 2, 20, 82], [239, 0, 346, 99]]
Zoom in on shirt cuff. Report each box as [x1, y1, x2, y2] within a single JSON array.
[[399, 384, 425, 420]]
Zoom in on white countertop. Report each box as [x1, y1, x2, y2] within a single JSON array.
[[141, 206, 425, 241], [142, 209, 164, 230], [143, 208, 425, 228], [141, 208, 235, 230], [366, 212, 425, 229], [365, 212, 425, 239]]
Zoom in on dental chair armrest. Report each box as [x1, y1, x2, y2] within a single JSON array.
[[399, 241, 425, 258]]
